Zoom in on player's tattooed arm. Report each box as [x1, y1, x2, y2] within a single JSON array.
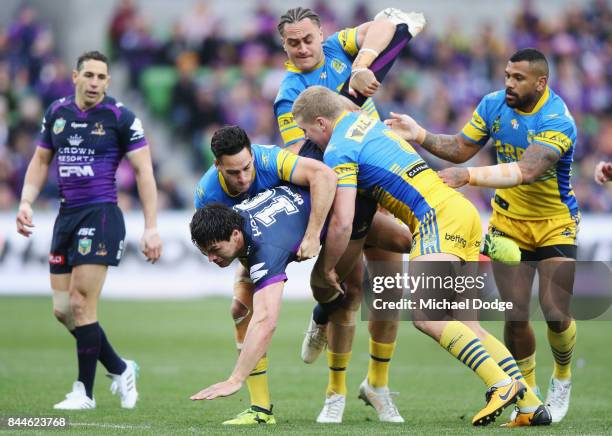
[[421, 132, 480, 164], [385, 112, 479, 163], [517, 143, 561, 184]]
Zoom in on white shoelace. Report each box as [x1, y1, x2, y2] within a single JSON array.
[[548, 383, 570, 408], [372, 390, 401, 417], [322, 396, 344, 418], [305, 327, 326, 348]]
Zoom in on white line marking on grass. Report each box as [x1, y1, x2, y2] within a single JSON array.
[[71, 422, 152, 430]]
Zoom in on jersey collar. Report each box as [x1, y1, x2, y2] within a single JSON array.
[[514, 86, 550, 115], [333, 110, 350, 129], [284, 56, 326, 73]]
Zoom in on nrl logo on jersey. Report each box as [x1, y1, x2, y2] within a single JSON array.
[[53, 118, 66, 135], [492, 116, 501, 133], [331, 59, 346, 74]]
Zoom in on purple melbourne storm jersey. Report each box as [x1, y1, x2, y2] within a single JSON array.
[[37, 95, 148, 207], [234, 184, 312, 291]]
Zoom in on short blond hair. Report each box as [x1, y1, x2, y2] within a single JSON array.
[[292, 86, 345, 123]]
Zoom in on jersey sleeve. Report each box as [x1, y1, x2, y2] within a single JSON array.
[[274, 80, 305, 146], [193, 167, 222, 209], [532, 116, 576, 156], [324, 146, 358, 188], [248, 246, 292, 292], [118, 105, 147, 152], [254, 145, 300, 186], [37, 105, 55, 150], [330, 28, 360, 57], [460, 96, 491, 146]]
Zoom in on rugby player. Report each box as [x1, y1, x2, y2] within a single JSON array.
[[188, 186, 327, 403], [386, 48, 578, 425], [274, 6, 425, 423], [193, 124, 410, 424], [15, 51, 162, 409], [292, 86, 552, 427]]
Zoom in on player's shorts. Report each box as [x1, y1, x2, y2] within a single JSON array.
[[410, 194, 481, 261], [49, 202, 126, 274], [488, 210, 579, 260]]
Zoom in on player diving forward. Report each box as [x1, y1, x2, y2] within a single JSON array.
[[192, 124, 410, 424], [292, 86, 552, 427]]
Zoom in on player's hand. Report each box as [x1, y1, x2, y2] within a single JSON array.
[[384, 112, 421, 142], [190, 377, 242, 400], [438, 167, 470, 188], [141, 228, 162, 263], [323, 268, 344, 295], [16, 201, 34, 237], [296, 234, 321, 261], [594, 161, 612, 185], [349, 69, 379, 98]]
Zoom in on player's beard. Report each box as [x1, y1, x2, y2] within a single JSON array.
[[505, 90, 536, 111]]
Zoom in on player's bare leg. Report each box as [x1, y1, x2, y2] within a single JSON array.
[[51, 274, 74, 331], [410, 253, 526, 426], [224, 264, 275, 425], [361, 244, 404, 422], [55, 265, 107, 409], [538, 257, 576, 423]]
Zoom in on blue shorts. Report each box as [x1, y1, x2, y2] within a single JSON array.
[[49, 202, 126, 274]]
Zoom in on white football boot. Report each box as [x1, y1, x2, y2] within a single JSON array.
[[316, 393, 346, 423], [374, 8, 426, 38], [545, 377, 572, 423], [107, 359, 139, 408], [53, 381, 96, 410], [358, 378, 404, 423], [301, 318, 327, 364]]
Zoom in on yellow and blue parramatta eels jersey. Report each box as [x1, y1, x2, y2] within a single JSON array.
[[274, 27, 380, 146], [324, 111, 459, 233], [461, 86, 579, 220], [193, 144, 299, 208]]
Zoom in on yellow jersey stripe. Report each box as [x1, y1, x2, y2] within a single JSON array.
[[533, 130, 573, 154], [277, 149, 299, 181], [333, 163, 358, 187]]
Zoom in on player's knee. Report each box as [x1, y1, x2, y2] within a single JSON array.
[[69, 290, 87, 318], [505, 320, 530, 335], [52, 290, 74, 329], [341, 284, 362, 312], [230, 297, 251, 325], [329, 306, 357, 326]]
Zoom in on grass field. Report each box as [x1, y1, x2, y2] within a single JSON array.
[[1, 296, 611, 435]]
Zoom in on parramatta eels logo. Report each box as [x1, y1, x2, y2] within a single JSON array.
[[53, 118, 66, 135], [492, 116, 501, 133], [331, 59, 346, 74]]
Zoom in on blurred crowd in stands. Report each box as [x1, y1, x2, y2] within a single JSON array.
[[0, 0, 610, 213]]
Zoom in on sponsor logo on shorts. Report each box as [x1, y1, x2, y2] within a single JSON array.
[[250, 262, 269, 283], [49, 254, 65, 265], [406, 162, 428, 178], [77, 227, 96, 236], [78, 237, 92, 256], [489, 226, 507, 237], [494, 194, 509, 210], [561, 227, 574, 238], [95, 243, 108, 256], [116, 240, 124, 260], [53, 118, 66, 135], [445, 232, 467, 248]]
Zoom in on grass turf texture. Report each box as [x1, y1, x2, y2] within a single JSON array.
[[1, 296, 610, 435]]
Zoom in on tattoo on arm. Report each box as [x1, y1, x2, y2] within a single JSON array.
[[518, 144, 560, 183], [421, 132, 465, 163]]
